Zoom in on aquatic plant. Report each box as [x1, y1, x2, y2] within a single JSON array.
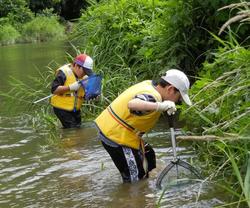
[[1, 1, 250, 204], [0, 64, 57, 129]]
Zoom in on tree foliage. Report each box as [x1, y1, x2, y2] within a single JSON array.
[[28, 0, 88, 20], [0, 0, 33, 28], [71, 0, 247, 84]]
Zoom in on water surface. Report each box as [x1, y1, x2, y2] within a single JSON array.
[[0, 42, 224, 207]]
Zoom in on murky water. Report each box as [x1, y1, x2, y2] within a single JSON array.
[[0, 42, 225, 207], [0, 115, 224, 208], [0, 41, 68, 92]]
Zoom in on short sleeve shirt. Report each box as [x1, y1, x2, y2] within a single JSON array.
[[130, 93, 157, 116], [51, 70, 66, 93]]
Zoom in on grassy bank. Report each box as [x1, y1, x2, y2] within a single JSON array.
[[0, 12, 66, 45], [180, 40, 250, 206]]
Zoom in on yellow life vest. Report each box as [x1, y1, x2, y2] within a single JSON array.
[[50, 64, 85, 111], [95, 80, 162, 149]]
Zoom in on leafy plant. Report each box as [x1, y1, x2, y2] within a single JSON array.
[[180, 24, 250, 207], [0, 0, 34, 31], [0, 24, 20, 45], [218, 2, 250, 35], [22, 15, 66, 42], [181, 41, 250, 137]]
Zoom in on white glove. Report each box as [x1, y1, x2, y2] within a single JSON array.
[[68, 81, 81, 91], [156, 101, 177, 115]]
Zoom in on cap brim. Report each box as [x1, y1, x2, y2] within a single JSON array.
[[180, 91, 192, 106]]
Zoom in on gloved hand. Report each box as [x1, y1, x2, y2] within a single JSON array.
[[68, 81, 81, 91], [88, 95, 101, 102], [156, 101, 177, 115]]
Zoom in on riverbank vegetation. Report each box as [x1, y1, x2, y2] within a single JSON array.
[[0, 0, 89, 45], [179, 3, 250, 206], [1, 0, 249, 206], [181, 41, 250, 207], [0, 8, 65, 44]]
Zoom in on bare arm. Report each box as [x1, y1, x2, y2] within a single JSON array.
[[51, 70, 71, 95], [128, 98, 158, 111], [53, 85, 70, 95]]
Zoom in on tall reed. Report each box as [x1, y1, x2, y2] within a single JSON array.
[[181, 35, 250, 206]]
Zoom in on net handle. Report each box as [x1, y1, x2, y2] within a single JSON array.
[[167, 114, 174, 128], [165, 114, 177, 161]]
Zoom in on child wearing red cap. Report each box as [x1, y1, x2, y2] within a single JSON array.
[[50, 54, 94, 128]]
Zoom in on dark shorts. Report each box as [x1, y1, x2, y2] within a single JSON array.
[[101, 141, 156, 183], [53, 107, 81, 128]]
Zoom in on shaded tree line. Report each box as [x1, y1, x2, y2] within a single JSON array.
[[0, 0, 89, 21], [29, 0, 89, 20]]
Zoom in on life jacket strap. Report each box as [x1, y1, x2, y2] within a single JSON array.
[[62, 93, 83, 99], [107, 106, 144, 137]]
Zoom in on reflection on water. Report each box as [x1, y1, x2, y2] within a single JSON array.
[[0, 115, 224, 208], [0, 41, 70, 116], [0, 42, 67, 91]]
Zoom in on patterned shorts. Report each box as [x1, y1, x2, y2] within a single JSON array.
[[101, 141, 155, 182]]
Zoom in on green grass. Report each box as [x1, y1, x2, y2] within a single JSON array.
[[181, 44, 250, 137], [180, 37, 250, 207], [22, 16, 66, 43]]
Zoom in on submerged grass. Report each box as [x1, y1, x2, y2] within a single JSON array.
[[0, 67, 58, 130], [0, 54, 106, 129]]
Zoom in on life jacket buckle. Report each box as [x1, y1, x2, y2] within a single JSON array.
[[133, 129, 144, 137]]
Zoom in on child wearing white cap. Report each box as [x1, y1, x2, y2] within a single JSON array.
[[95, 69, 191, 183], [160, 69, 192, 106]]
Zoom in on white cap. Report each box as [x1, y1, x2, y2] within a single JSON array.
[[83, 56, 93, 70], [161, 69, 192, 106]]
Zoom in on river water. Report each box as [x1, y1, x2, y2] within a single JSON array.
[[0, 42, 224, 207]]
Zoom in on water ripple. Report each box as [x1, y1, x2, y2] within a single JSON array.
[[0, 117, 226, 208]]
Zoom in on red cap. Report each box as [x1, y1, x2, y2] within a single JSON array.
[[74, 54, 93, 71]]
